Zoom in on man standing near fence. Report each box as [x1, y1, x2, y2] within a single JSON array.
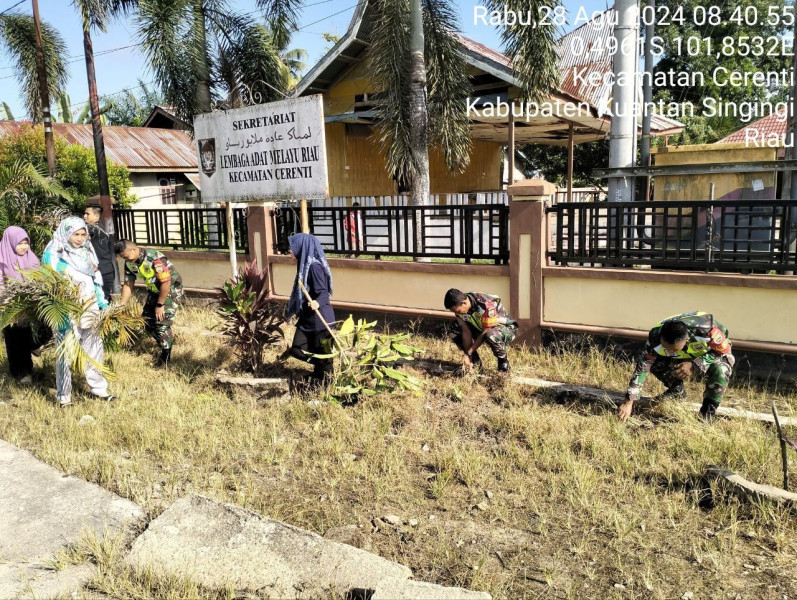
[[617, 311, 734, 422], [83, 202, 119, 302], [114, 240, 183, 366]]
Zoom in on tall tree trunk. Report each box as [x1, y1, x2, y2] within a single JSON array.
[[31, 0, 56, 176], [194, 0, 213, 114], [408, 0, 429, 261], [83, 23, 119, 293]]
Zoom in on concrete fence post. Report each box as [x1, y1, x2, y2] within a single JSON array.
[[507, 179, 556, 347], [245, 202, 277, 288]]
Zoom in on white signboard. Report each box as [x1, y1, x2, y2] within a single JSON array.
[[193, 95, 328, 201]]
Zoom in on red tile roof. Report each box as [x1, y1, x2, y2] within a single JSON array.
[[719, 108, 787, 144]]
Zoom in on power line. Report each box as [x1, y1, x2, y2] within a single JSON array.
[[6, 79, 155, 122], [0, 42, 143, 74], [0, 0, 25, 17], [296, 3, 359, 32]]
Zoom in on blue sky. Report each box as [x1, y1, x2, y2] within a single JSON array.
[[0, 0, 609, 121]]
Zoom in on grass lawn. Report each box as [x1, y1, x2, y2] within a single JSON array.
[[1, 299, 796, 599]]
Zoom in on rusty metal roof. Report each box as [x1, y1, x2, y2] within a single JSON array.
[[0, 121, 197, 171], [555, 12, 615, 111]]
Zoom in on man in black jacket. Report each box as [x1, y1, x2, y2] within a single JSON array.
[[83, 203, 119, 302]]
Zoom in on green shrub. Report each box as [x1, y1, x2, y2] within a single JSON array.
[[0, 124, 135, 211]]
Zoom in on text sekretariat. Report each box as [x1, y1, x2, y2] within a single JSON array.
[[232, 111, 296, 130]]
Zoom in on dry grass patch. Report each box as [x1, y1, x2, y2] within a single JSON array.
[[1, 302, 796, 598]]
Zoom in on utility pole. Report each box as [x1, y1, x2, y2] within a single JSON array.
[[82, 20, 119, 292], [640, 0, 655, 202], [607, 0, 640, 203], [82, 25, 113, 231], [31, 0, 56, 176]]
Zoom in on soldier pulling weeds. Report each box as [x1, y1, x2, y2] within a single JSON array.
[[618, 311, 734, 422]]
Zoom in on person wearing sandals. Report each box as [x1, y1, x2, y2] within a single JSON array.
[[42, 217, 116, 407], [0, 226, 41, 384]]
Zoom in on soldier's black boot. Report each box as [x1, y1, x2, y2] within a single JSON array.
[[497, 358, 510, 372], [699, 398, 720, 422], [157, 347, 172, 367]]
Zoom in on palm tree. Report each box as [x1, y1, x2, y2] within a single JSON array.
[[71, 0, 139, 242], [135, 0, 300, 124], [51, 92, 109, 124], [103, 80, 163, 126], [281, 46, 307, 89], [369, 0, 560, 207], [0, 102, 14, 120], [0, 12, 69, 122], [0, 159, 72, 254]]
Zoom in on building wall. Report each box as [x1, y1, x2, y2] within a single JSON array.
[[156, 247, 796, 348], [322, 59, 502, 197], [652, 144, 778, 201], [129, 173, 163, 208], [542, 268, 797, 345], [153, 250, 234, 290], [270, 258, 511, 314], [325, 123, 501, 197]]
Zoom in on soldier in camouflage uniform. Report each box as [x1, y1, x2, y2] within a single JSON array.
[[115, 240, 184, 365], [618, 311, 734, 422], [444, 288, 518, 373]]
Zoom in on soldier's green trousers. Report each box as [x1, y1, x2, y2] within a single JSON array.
[[143, 289, 182, 351], [650, 354, 735, 404]]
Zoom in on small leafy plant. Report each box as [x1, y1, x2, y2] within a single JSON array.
[[312, 315, 424, 402], [215, 260, 285, 374]]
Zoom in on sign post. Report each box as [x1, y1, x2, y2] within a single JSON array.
[[193, 95, 328, 275]]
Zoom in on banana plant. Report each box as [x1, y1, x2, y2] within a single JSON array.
[[310, 315, 425, 403]]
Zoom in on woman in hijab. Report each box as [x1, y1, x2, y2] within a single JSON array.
[[42, 216, 115, 407], [285, 233, 336, 383], [0, 226, 41, 383]]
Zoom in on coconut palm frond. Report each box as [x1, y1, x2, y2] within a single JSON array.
[[422, 0, 471, 173], [224, 23, 290, 105], [369, 0, 413, 182], [136, 0, 199, 124], [256, 0, 304, 52], [98, 300, 145, 351], [0, 266, 114, 378], [0, 13, 70, 122], [483, 0, 559, 102], [56, 325, 114, 379], [1, 101, 14, 120]]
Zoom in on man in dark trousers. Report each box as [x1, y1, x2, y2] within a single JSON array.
[[444, 288, 517, 373], [617, 311, 734, 422], [115, 239, 183, 366], [83, 202, 118, 302]]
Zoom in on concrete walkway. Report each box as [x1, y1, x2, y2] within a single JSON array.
[[0, 439, 491, 599], [0, 439, 144, 599]]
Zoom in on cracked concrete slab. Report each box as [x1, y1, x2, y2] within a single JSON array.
[[0, 439, 144, 598], [128, 494, 411, 598]]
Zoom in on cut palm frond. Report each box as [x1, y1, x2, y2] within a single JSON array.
[[0, 266, 143, 379]]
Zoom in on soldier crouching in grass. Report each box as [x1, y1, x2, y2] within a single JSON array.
[[114, 240, 184, 366], [617, 312, 734, 423], [444, 288, 518, 374]]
